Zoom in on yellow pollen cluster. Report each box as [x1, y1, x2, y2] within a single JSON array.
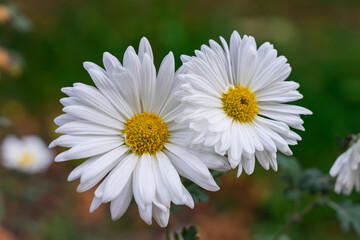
[[123, 112, 169, 156], [19, 153, 34, 167], [221, 85, 259, 122]]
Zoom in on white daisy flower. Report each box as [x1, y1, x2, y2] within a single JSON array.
[[50, 37, 229, 227], [330, 136, 360, 195], [176, 31, 312, 176], [1, 135, 53, 174]]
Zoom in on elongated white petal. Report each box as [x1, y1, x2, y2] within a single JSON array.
[[55, 136, 122, 162], [156, 151, 186, 204], [110, 178, 133, 220], [165, 144, 219, 191], [56, 121, 120, 136], [80, 146, 128, 184], [190, 150, 230, 171], [101, 153, 137, 202], [138, 204, 152, 225], [153, 205, 170, 228], [135, 154, 156, 206], [103, 52, 122, 74]]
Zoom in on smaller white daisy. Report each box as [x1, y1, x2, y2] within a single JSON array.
[[1, 135, 53, 174], [176, 31, 312, 176], [330, 136, 360, 195]]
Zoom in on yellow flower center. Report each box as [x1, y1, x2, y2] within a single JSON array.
[[19, 153, 34, 167], [221, 85, 259, 122], [123, 112, 169, 156]]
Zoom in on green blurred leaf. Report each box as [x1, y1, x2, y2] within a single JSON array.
[[277, 155, 302, 201], [211, 170, 224, 185], [278, 155, 302, 181], [183, 181, 209, 203], [331, 201, 360, 236], [255, 234, 292, 240], [174, 226, 199, 240], [298, 168, 333, 194]]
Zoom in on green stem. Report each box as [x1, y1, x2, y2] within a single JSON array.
[[326, 200, 347, 214], [165, 223, 171, 240], [272, 199, 318, 240]]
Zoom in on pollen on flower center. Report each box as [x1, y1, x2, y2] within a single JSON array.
[[221, 85, 259, 122], [123, 112, 169, 156], [19, 153, 34, 167]]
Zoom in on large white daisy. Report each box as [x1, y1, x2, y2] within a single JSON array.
[[330, 136, 360, 195], [176, 31, 312, 176], [50, 38, 229, 227]]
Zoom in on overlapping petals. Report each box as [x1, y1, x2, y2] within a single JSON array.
[[330, 138, 360, 195], [176, 31, 312, 176], [50, 37, 229, 227]]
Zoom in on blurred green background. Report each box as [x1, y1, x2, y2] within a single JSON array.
[[0, 0, 359, 239]]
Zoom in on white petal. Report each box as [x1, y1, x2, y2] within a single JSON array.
[[165, 143, 219, 191], [55, 136, 122, 162], [138, 204, 152, 225], [55, 121, 120, 136], [89, 196, 102, 213], [237, 164, 243, 177], [54, 114, 77, 126], [63, 105, 123, 129], [72, 83, 126, 123], [228, 123, 243, 164], [189, 150, 230, 171], [242, 154, 255, 175], [50, 135, 100, 148], [156, 151, 186, 204], [101, 153, 138, 202], [154, 52, 175, 115], [138, 37, 154, 62], [67, 156, 99, 181], [85, 67, 135, 118], [110, 178, 132, 220], [103, 52, 121, 74], [152, 160, 171, 208], [153, 205, 169, 228], [78, 146, 129, 192], [134, 154, 156, 207]]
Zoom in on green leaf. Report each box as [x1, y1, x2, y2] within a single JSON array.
[[277, 155, 302, 182], [174, 226, 199, 240], [277, 155, 302, 201], [255, 235, 292, 240], [331, 201, 360, 236], [183, 179, 209, 203], [174, 232, 180, 240], [210, 170, 224, 185], [298, 168, 333, 194]]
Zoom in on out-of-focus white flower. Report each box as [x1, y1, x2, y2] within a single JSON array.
[[1, 135, 53, 174], [50, 37, 229, 227], [330, 136, 360, 195], [176, 31, 312, 176]]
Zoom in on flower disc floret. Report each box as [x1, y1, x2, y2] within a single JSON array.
[[123, 112, 169, 155], [221, 85, 258, 122]]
